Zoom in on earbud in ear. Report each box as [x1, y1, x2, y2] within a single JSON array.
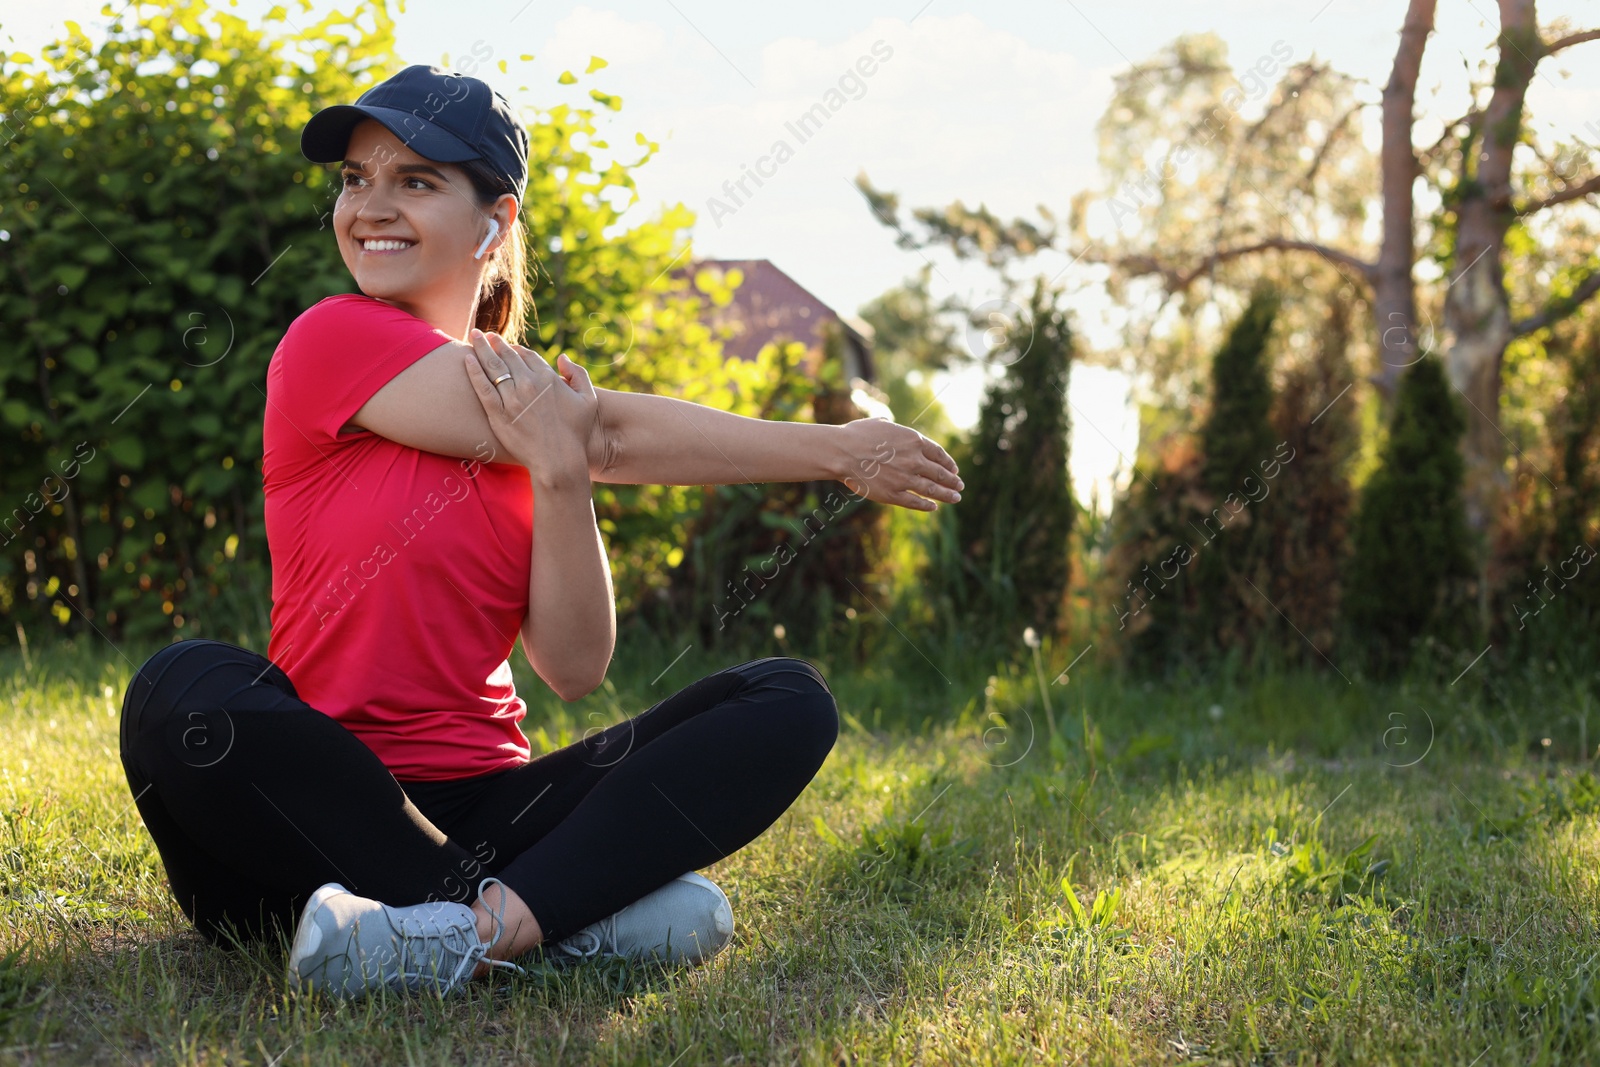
[[473, 218, 501, 260]]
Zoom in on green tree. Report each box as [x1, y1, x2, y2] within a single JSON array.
[[1191, 286, 1281, 654], [1265, 293, 1358, 662], [860, 16, 1600, 624], [1342, 355, 1474, 675], [928, 277, 1074, 652], [1500, 309, 1600, 659], [1116, 289, 1287, 670], [1546, 323, 1600, 602]]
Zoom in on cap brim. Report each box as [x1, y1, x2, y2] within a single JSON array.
[[300, 104, 481, 165]]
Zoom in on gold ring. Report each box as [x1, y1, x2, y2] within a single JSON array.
[[491, 373, 513, 387]]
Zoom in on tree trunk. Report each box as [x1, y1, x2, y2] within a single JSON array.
[[1373, 0, 1437, 399], [1442, 0, 1538, 622], [1442, 226, 1512, 540]]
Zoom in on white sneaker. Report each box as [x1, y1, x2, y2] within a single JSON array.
[[552, 872, 734, 966], [287, 878, 524, 999]]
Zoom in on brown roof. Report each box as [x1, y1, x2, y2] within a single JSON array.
[[672, 258, 876, 383]]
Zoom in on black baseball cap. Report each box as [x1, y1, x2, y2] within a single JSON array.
[[301, 64, 530, 200]]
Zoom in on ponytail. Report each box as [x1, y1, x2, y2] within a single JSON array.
[[458, 156, 536, 346]]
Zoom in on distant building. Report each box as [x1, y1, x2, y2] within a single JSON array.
[[673, 258, 893, 422]]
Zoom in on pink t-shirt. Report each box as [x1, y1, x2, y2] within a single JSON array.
[[261, 293, 534, 781]]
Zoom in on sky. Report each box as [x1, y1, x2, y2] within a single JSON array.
[[7, 0, 1598, 505]]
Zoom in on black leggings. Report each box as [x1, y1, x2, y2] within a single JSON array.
[[118, 639, 838, 948]]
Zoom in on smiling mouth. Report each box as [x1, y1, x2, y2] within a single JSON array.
[[360, 238, 416, 253]]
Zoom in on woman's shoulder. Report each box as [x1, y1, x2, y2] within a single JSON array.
[[275, 293, 390, 358], [284, 292, 436, 343], [269, 296, 355, 385], [288, 292, 381, 330]]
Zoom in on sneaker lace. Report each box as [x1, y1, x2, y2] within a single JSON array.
[[556, 913, 619, 960], [473, 876, 528, 978], [390, 877, 525, 991]]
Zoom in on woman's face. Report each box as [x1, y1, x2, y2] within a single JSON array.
[[332, 119, 496, 311]]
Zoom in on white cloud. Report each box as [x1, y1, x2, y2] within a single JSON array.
[[668, 14, 1110, 224], [541, 6, 668, 72], [592, 14, 1113, 320]]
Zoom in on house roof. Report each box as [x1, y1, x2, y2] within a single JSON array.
[[672, 258, 876, 383]]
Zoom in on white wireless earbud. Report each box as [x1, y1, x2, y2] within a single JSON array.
[[473, 218, 501, 260]]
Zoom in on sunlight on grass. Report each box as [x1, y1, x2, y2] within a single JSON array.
[[2, 640, 1598, 1064]]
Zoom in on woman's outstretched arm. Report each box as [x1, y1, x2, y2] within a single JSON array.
[[587, 387, 846, 486], [587, 387, 966, 513], [347, 337, 836, 487]]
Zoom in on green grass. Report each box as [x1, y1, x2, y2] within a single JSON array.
[[3, 633, 1600, 1066]]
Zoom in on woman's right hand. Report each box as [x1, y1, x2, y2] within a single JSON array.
[[462, 328, 598, 489]]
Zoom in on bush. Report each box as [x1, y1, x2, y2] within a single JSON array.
[[927, 276, 1074, 655], [0, 3, 390, 643], [1113, 287, 1288, 671], [1191, 285, 1282, 653], [1342, 355, 1474, 675], [1498, 312, 1600, 662], [647, 321, 894, 660], [1264, 294, 1358, 663]]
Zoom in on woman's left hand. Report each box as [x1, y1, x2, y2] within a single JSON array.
[[834, 417, 963, 512], [463, 330, 597, 484]]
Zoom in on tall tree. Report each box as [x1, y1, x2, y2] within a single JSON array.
[[858, 6, 1600, 616], [935, 276, 1074, 646], [1192, 286, 1281, 653], [1436, 1, 1600, 554], [1266, 294, 1359, 660], [858, 35, 1374, 405], [1343, 356, 1474, 676], [1112, 288, 1288, 669]]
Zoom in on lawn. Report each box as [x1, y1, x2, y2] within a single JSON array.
[[2, 634, 1599, 1065]]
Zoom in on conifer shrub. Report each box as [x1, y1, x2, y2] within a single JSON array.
[[1342, 355, 1474, 675], [928, 277, 1074, 656], [1112, 287, 1288, 670]]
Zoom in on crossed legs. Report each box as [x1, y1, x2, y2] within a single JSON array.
[[118, 640, 838, 962]]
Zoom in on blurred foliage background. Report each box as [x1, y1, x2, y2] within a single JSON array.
[[3, 0, 1599, 688]]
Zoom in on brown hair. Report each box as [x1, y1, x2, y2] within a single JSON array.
[[457, 156, 538, 346]]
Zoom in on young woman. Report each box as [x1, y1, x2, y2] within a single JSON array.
[[117, 65, 965, 1000]]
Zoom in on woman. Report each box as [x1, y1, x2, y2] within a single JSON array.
[[117, 65, 965, 1000]]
